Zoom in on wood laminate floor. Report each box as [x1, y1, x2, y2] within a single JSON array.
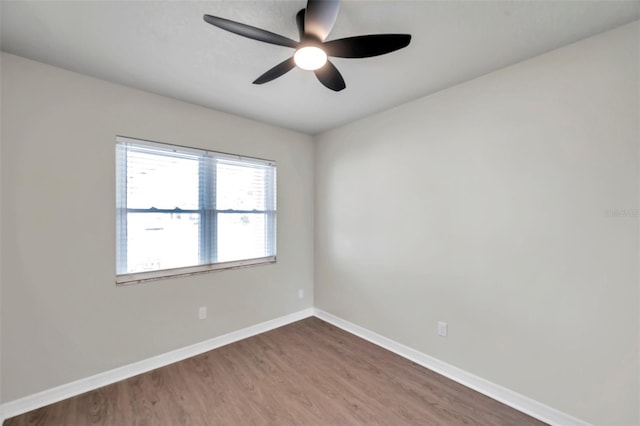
[[4, 317, 546, 425]]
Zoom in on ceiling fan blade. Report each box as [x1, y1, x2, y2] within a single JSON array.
[[314, 60, 346, 92], [203, 14, 299, 49], [323, 34, 411, 58], [296, 9, 306, 41], [253, 57, 296, 85], [304, 0, 340, 41]]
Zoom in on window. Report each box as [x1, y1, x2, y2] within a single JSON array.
[[116, 136, 276, 284]]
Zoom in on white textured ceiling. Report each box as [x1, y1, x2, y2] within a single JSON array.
[[1, 1, 639, 134]]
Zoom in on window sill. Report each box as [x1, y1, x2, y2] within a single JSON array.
[[116, 256, 276, 285]]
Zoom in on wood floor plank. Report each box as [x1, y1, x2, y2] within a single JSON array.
[[3, 317, 546, 426]]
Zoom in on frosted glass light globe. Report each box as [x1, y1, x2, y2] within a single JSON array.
[[294, 46, 328, 71]]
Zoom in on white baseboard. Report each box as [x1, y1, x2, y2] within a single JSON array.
[[0, 307, 314, 422], [1, 307, 589, 426], [313, 308, 589, 426]]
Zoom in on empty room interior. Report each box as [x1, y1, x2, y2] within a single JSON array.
[[1, 1, 639, 425]]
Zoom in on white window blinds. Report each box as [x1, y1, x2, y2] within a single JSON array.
[[116, 136, 276, 284]]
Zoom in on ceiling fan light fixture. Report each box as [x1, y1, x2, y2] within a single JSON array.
[[203, 0, 412, 91], [294, 46, 327, 70]]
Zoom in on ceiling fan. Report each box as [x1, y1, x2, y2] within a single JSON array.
[[203, 0, 411, 92]]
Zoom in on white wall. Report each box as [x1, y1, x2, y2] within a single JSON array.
[[0, 52, 314, 402], [315, 21, 639, 425]]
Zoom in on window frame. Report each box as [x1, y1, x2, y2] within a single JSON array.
[[115, 136, 277, 285]]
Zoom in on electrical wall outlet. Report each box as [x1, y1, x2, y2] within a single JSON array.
[[298, 289, 304, 299], [198, 306, 207, 320], [438, 321, 448, 337]]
